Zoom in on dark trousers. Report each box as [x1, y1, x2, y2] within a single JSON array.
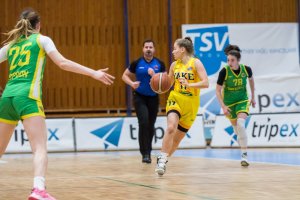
[[133, 92, 159, 156]]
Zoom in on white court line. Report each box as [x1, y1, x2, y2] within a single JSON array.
[[0, 160, 7, 164], [180, 156, 300, 167]]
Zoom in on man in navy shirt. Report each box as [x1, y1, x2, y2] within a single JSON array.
[[122, 39, 166, 163]]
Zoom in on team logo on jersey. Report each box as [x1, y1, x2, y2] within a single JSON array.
[[241, 73, 246, 77], [184, 26, 229, 76], [90, 119, 124, 149], [187, 67, 192, 71], [153, 65, 159, 70], [224, 117, 251, 146]]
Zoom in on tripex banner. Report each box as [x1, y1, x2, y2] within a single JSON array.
[[200, 74, 300, 117], [198, 74, 300, 140], [75, 116, 205, 151], [6, 119, 75, 153], [211, 113, 300, 147]]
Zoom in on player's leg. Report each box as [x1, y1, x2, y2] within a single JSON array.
[[168, 129, 186, 156], [14, 97, 56, 200], [236, 113, 249, 166], [145, 95, 159, 163], [23, 116, 56, 200], [236, 101, 250, 166], [167, 95, 199, 157], [0, 122, 17, 157], [0, 97, 19, 158], [133, 92, 150, 162], [156, 111, 180, 176]]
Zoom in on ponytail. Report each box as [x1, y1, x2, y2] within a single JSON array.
[[3, 8, 40, 45]]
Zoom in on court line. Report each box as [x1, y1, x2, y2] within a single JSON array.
[[0, 160, 7, 164], [98, 176, 219, 200], [184, 156, 300, 167]]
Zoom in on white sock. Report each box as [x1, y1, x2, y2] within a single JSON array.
[[34, 176, 45, 190], [159, 152, 168, 161], [236, 118, 248, 153]]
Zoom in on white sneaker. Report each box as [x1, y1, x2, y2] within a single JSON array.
[[155, 154, 168, 176], [241, 153, 249, 167]]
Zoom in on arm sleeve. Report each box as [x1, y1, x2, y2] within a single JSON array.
[[0, 45, 9, 63], [158, 59, 166, 72], [245, 66, 253, 78], [39, 35, 57, 54], [128, 59, 139, 73], [217, 68, 227, 85]]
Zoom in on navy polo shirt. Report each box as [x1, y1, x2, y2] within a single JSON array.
[[128, 57, 166, 96]]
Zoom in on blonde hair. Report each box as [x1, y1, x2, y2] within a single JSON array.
[[3, 8, 40, 45], [175, 37, 194, 56]]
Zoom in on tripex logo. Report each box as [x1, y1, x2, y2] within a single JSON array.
[[13, 128, 60, 146], [185, 26, 229, 76], [224, 116, 299, 146], [90, 119, 124, 149]]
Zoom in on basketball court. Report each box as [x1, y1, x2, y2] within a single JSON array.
[[1, 148, 300, 200]]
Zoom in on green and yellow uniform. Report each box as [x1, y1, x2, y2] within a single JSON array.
[[0, 34, 46, 125], [223, 64, 250, 120], [166, 58, 201, 132]]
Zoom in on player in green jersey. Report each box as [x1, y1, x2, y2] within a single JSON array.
[[216, 44, 256, 167], [0, 9, 115, 200]]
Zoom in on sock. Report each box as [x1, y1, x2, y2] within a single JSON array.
[[159, 152, 168, 162], [236, 118, 248, 154], [34, 176, 45, 190]]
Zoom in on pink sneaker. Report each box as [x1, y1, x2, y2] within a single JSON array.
[[28, 188, 56, 200]]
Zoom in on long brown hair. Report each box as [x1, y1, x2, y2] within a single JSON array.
[[3, 8, 40, 45]]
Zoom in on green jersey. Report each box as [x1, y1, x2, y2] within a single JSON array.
[[3, 33, 46, 101], [223, 64, 249, 106]]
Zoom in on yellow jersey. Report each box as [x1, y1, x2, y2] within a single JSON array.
[[173, 57, 200, 96]]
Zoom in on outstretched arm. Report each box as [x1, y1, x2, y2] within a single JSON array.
[[48, 50, 115, 85], [40, 35, 114, 85]]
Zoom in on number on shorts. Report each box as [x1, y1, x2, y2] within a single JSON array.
[[168, 100, 176, 106]]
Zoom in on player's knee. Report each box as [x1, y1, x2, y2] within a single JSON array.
[[166, 123, 177, 134], [237, 118, 245, 129]]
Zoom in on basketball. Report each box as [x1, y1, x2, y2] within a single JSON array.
[[150, 72, 172, 94]]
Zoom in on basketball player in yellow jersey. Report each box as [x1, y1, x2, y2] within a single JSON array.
[[155, 37, 209, 176]]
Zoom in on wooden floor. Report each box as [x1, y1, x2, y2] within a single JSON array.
[[1, 149, 300, 200]]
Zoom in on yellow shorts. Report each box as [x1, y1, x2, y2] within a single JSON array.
[[166, 91, 200, 132]]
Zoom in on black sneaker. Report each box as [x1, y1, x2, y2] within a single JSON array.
[[142, 154, 151, 164]]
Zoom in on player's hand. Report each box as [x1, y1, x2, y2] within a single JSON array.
[[92, 68, 115, 85], [250, 98, 256, 108], [179, 78, 189, 87], [222, 105, 231, 116], [148, 68, 155, 77], [131, 81, 140, 90]]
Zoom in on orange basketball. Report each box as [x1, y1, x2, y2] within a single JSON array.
[[150, 72, 172, 94]]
